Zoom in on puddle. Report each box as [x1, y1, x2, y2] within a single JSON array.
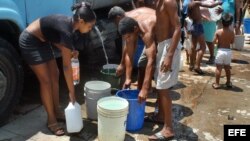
[[172, 104, 193, 121]]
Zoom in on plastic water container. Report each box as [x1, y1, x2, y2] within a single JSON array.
[[244, 19, 250, 34], [116, 89, 146, 131], [84, 81, 111, 120], [97, 96, 129, 141], [71, 57, 80, 85], [133, 38, 144, 67], [232, 35, 245, 50], [100, 64, 121, 90], [65, 102, 83, 133]]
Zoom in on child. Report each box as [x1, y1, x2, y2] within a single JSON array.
[[183, 17, 193, 64], [188, 0, 222, 74], [212, 13, 234, 89]]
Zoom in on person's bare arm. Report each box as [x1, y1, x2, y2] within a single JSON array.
[[243, 0, 248, 11], [58, 45, 76, 103], [116, 39, 126, 76], [235, 0, 243, 34], [161, 0, 181, 72], [123, 35, 137, 89], [213, 31, 219, 45], [198, 1, 222, 8], [138, 31, 156, 103]]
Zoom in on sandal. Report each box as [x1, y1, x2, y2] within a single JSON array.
[[194, 68, 205, 75], [148, 132, 175, 141], [212, 83, 220, 89], [225, 82, 233, 88], [144, 115, 164, 124], [48, 123, 65, 136]]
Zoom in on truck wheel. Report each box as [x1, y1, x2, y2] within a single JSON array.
[[0, 38, 23, 126]]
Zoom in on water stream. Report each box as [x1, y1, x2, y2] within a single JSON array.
[[95, 26, 109, 65]]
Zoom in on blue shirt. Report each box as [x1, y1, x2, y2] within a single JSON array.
[[183, 0, 192, 14], [222, 0, 235, 17]]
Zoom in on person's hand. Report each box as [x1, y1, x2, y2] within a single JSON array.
[[217, 1, 223, 5], [215, 7, 223, 15], [123, 79, 131, 89], [116, 64, 125, 77], [160, 56, 172, 73], [69, 93, 76, 104], [235, 22, 242, 35], [202, 15, 210, 21], [72, 50, 79, 59], [138, 89, 148, 103]]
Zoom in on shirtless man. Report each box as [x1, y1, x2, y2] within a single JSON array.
[[108, 6, 156, 100], [145, 0, 182, 140], [132, 0, 155, 8], [188, 0, 222, 75]]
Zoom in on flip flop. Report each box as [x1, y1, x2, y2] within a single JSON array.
[[148, 132, 175, 141], [212, 83, 220, 89], [144, 115, 164, 124], [194, 68, 205, 75], [47, 123, 65, 136]]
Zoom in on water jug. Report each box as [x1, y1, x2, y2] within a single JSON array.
[[65, 102, 83, 133]]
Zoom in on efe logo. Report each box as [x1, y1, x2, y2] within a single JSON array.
[[228, 129, 246, 136], [224, 125, 249, 141]]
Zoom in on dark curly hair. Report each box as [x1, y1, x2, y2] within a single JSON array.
[[71, 2, 96, 22], [222, 13, 233, 27]]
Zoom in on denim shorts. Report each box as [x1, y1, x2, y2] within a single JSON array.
[[19, 30, 60, 65], [191, 23, 204, 37]]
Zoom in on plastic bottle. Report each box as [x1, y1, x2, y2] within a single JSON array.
[[71, 57, 80, 85], [65, 102, 83, 133]]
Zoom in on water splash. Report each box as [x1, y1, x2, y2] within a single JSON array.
[[94, 26, 109, 64]]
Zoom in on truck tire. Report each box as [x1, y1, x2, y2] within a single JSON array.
[[0, 37, 23, 126]]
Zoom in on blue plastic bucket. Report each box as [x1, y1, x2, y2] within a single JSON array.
[[116, 89, 146, 131], [133, 38, 144, 67], [244, 18, 250, 34]]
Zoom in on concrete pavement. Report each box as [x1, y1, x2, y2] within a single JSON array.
[[1, 44, 250, 141]]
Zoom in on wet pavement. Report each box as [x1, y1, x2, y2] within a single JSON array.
[[1, 43, 250, 141]]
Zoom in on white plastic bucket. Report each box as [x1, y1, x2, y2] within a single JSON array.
[[84, 81, 111, 120], [65, 102, 83, 133], [232, 35, 245, 50], [97, 96, 129, 141]]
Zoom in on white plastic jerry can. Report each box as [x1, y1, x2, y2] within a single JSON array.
[[65, 102, 83, 133]]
